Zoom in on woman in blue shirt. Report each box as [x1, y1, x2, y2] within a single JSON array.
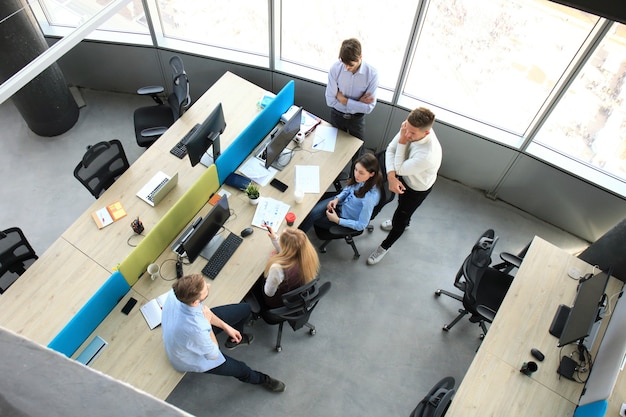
[[299, 152, 382, 239]]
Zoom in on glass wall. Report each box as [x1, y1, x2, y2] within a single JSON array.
[[29, 0, 626, 193]]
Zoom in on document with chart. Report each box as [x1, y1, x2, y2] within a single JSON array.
[[251, 197, 290, 230]]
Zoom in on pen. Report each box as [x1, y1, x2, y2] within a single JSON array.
[[313, 139, 325, 148]]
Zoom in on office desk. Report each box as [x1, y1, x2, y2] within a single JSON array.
[[61, 71, 267, 273], [447, 236, 624, 417], [70, 85, 362, 398]]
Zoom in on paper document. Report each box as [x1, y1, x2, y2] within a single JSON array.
[[140, 291, 169, 330], [251, 197, 291, 230], [238, 157, 277, 187], [295, 165, 320, 193], [300, 110, 322, 136], [312, 125, 337, 152]]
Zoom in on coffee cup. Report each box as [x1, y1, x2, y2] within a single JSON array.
[[147, 263, 160, 280]]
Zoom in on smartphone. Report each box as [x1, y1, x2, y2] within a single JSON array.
[[121, 297, 137, 315], [270, 178, 288, 192]]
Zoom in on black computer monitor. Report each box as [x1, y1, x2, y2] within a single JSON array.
[[186, 103, 226, 167], [181, 196, 230, 263], [557, 266, 611, 347], [263, 107, 302, 169]]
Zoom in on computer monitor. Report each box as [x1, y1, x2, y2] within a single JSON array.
[[263, 107, 302, 169], [181, 196, 230, 263], [557, 266, 611, 347], [186, 103, 226, 167]]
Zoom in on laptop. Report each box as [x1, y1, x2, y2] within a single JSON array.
[[136, 171, 178, 206]]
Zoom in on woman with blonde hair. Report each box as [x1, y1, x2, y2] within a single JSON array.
[[257, 224, 320, 310]]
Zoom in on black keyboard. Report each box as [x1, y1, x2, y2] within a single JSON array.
[[170, 123, 200, 158], [201, 232, 243, 279]]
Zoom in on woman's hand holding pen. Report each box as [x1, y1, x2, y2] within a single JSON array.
[[262, 221, 277, 240]]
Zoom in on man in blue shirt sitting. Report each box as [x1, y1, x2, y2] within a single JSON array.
[[161, 273, 285, 392]]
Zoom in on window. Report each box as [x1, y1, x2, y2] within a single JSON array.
[[532, 22, 626, 184], [403, 0, 598, 136], [279, 0, 416, 95]]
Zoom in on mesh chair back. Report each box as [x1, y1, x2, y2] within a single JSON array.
[[409, 376, 456, 417], [272, 280, 331, 331], [371, 150, 395, 220], [0, 227, 38, 293], [461, 229, 498, 308], [73, 139, 130, 198], [169, 55, 191, 120]]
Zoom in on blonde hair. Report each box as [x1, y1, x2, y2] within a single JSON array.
[[264, 228, 320, 283]]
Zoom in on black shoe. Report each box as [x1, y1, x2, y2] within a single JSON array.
[[262, 375, 286, 393], [224, 333, 254, 350]]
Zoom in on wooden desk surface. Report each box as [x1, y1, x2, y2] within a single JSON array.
[[447, 236, 624, 417], [61, 71, 266, 273], [75, 92, 362, 398], [0, 238, 111, 344]]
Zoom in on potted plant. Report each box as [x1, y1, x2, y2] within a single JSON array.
[[245, 182, 260, 205]]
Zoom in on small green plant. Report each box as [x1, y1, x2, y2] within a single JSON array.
[[245, 183, 259, 199]]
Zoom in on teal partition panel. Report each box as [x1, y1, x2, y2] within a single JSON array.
[[216, 80, 294, 183]]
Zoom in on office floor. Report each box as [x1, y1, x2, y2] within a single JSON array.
[[1, 88, 591, 417]]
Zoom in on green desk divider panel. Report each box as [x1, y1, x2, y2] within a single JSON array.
[[216, 80, 294, 184], [119, 164, 220, 285], [47, 271, 130, 357]]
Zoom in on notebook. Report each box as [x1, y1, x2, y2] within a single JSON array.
[[136, 171, 178, 206]]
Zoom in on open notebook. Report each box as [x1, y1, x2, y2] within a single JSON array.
[[139, 291, 170, 330]]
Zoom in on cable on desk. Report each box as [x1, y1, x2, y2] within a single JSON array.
[[127, 233, 145, 247]]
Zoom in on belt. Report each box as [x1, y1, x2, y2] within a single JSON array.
[[333, 109, 364, 119]]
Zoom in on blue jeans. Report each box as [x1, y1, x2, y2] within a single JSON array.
[[299, 196, 340, 233], [205, 303, 265, 385]]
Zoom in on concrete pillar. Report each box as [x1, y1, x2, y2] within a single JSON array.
[[0, 0, 79, 136]]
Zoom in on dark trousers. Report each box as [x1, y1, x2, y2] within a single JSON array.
[[205, 303, 265, 384], [330, 108, 366, 140], [381, 180, 433, 250]]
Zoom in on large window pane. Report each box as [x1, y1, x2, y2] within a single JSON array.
[[156, 0, 268, 56], [533, 23, 626, 183], [38, 0, 149, 34], [280, 0, 415, 91], [404, 0, 598, 135]]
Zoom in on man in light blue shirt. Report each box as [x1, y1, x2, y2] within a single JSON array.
[[325, 38, 378, 141], [161, 273, 285, 392]]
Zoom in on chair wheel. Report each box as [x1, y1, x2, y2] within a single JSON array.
[[442, 325, 450, 332], [275, 346, 282, 352], [435, 290, 441, 296], [319, 248, 327, 254], [479, 334, 485, 340], [310, 328, 316, 335], [353, 254, 360, 260]]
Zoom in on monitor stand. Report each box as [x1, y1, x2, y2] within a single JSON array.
[[199, 233, 225, 261]]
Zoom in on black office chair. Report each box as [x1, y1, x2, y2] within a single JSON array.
[[0, 227, 38, 294], [73, 139, 130, 198], [409, 376, 456, 417], [133, 55, 191, 148], [317, 150, 395, 259], [434, 229, 515, 339], [258, 279, 331, 352]]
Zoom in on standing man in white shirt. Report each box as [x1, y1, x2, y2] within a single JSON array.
[[325, 38, 378, 142], [367, 107, 442, 265]]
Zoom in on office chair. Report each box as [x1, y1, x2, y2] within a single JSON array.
[[73, 139, 130, 198], [0, 227, 38, 294], [317, 150, 395, 259], [409, 376, 456, 417], [258, 279, 331, 352], [434, 229, 515, 339], [133, 55, 191, 148]]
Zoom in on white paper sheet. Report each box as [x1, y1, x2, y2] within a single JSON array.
[[312, 125, 337, 152], [295, 165, 320, 193]]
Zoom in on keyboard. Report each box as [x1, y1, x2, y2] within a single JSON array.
[[170, 123, 200, 158], [146, 177, 169, 202], [201, 232, 243, 279]]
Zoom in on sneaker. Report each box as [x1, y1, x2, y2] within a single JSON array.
[[380, 219, 409, 232], [262, 375, 286, 393], [224, 333, 254, 350], [367, 246, 388, 265]]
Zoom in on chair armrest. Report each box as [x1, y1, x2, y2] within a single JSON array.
[[141, 127, 168, 137], [500, 252, 523, 268], [137, 85, 164, 95], [476, 305, 497, 322], [328, 224, 362, 237]]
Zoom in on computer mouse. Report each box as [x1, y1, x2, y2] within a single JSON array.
[[241, 227, 254, 238], [531, 348, 545, 362]]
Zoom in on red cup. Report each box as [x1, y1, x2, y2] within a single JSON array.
[[285, 212, 296, 226]]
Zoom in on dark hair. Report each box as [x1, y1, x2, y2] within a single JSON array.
[[407, 107, 435, 130], [172, 273, 205, 305], [339, 38, 362, 64], [347, 152, 382, 198]]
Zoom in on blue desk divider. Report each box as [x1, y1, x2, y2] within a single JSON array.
[[216, 80, 295, 184], [573, 400, 608, 417], [47, 271, 130, 358]]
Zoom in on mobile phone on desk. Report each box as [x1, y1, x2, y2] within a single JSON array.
[[270, 178, 288, 192]]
